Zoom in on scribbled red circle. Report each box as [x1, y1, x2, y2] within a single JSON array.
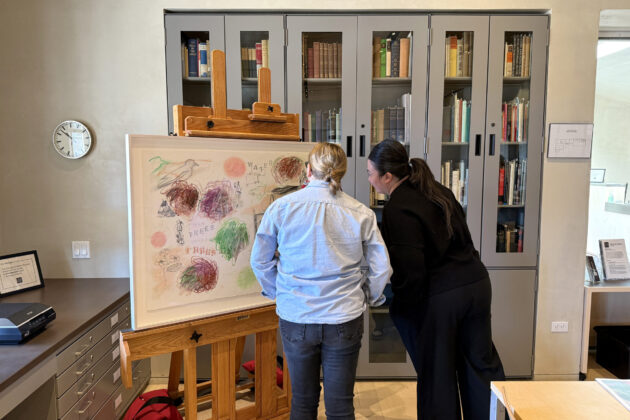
[[273, 156, 303, 183], [150, 232, 167, 248], [224, 157, 246, 178], [165, 181, 199, 217]]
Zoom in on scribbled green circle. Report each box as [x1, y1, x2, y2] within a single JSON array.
[[238, 267, 257, 289], [214, 219, 249, 262]]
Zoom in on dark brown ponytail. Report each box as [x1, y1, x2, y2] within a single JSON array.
[[369, 139, 454, 237]]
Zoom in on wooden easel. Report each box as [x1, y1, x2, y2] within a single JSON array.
[[121, 50, 295, 420]]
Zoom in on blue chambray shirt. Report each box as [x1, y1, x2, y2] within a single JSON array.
[[250, 179, 392, 324]]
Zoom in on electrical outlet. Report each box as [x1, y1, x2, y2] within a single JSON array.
[[551, 321, 569, 333], [72, 241, 91, 259]]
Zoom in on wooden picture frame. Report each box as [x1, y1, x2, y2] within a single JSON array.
[[126, 134, 314, 330], [0, 250, 45, 296]]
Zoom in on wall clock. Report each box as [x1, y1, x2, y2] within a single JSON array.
[[52, 120, 92, 159]]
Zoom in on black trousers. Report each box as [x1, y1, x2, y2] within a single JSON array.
[[389, 277, 505, 420]]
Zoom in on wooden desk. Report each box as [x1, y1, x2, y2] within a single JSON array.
[[0, 278, 129, 418], [580, 279, 630, 379], [490, 381, 630, 419]]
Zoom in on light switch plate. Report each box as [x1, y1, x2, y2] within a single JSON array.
[[72, 241, 90, 259]]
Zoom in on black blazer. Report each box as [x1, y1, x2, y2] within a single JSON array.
[[380, 180, 488, 304]]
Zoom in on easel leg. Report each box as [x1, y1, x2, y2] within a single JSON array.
[[256, 330, 278, 417], [168, 351, 183, 398], [212, 339, 237, 420], [184, 347, 198, 420]]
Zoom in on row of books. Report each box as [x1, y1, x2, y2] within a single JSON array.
[[496, 222, 524, 253], [181, 38, 209, 78], [370, 187, 388, 208], [445, 33, 473, 78], [302, 108, 342, 143], [240, 40, 269, 78], [498, 157, 527, 206], [372, 35, 411, 78], [502, 98, 529, 143], [442, 93, 471, 143], [370, 94, 411, 146], [441, 160, 469, 206], [504, 33, 531, 77], [304, 42, 342, 79]]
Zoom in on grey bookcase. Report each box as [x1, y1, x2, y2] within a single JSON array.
[[163, 11, 548, 379]]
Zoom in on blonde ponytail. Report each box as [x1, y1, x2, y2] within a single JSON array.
[[308, 143, 347, 195]]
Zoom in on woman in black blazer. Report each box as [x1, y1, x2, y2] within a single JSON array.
[[367, 139, 505, 420]]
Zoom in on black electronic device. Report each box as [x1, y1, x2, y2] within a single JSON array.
[[0, 302, 56, 344]]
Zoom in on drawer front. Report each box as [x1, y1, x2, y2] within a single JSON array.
[[57, 300, 130, 375], [57, 337, 126, 417], [57, 316, 130, 395]]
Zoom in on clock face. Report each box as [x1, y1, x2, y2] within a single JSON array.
[[52, 120, 92, 159]]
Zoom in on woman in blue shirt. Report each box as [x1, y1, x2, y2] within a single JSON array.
[[251, 143, 391, 420]]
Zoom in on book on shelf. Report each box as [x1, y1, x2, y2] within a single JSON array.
[[441, 160, 468, 206], [187, 38, 199, 77], [399, 37, 410, 78], [496, 222, 522, 253], [596, 379, 630, 412], [385, 39, 392, 77], [445, 33, 473, 77], [379, 39, 387, 77], [261, 39, 269, 69], [369, 92, 411, 146], [303, 108, 342, 144], [443, 93, 471, 143], [498, 156, 527, 206], [598, 239, 630, 280], [502, 98, 529, 142], [304, 41, 342, 79], [199, 42, 208, 77], [391, 39, 400, 78], [255, 42, 262, 75], [307, 47, 314, 78], [373, 37, 381, 78], [586, 254, 601, 283], [313, 42, 320, 78], [504, 33, 531, 77]]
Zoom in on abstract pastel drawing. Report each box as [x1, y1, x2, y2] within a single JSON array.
[[199, 180, 236, 221], [157, 159, 199, 189], [214, 219, 249, 263], [165, 181, 199, 217], [272, 156, 305, 184], [179, 257, 219, 293]]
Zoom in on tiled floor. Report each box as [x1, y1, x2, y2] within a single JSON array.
[[141, 354, 616, 419]]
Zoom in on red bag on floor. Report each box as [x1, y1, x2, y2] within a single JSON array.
[[123, 389, 183, 420]]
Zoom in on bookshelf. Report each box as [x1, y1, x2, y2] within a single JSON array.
[[164, 11, 548, 379], [426, 15, 547, 377]]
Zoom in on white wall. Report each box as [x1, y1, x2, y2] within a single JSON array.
[[2, 0, 629, 378]]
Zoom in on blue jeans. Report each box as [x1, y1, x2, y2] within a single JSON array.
[[279, 314, 364, 420]]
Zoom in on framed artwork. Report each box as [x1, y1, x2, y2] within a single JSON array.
[[0, 250, 44, 296], [590, 168, 606, 183], [126, 134, 314, 330]]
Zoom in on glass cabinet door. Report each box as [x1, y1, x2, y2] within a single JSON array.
[[165, 14, 225, 134], [426, 16, 489, 251], [481, 16, 547, 267], [355, 15, 428, 378], [355, 16, 428, 211], [225, 15, 285, 111], [286, 16, 357, 197]]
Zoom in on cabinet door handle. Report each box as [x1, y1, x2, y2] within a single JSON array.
[[77, 399, 93, 415], [346, 136, 353, 158], [489, 134, 495, 156], [359, 135, 365, 157], [475, 134, 482, 156]]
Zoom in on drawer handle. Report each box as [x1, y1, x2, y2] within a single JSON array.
[[74, 343, 90, 357], [76, 380, 93, 396], [77, 399, 92, 415], [75, 358, 93, 376]]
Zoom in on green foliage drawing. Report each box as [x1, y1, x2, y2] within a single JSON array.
[[214, 219, 249, 262]]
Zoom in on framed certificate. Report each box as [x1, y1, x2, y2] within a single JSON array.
[[0, 250, 44, 296]]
